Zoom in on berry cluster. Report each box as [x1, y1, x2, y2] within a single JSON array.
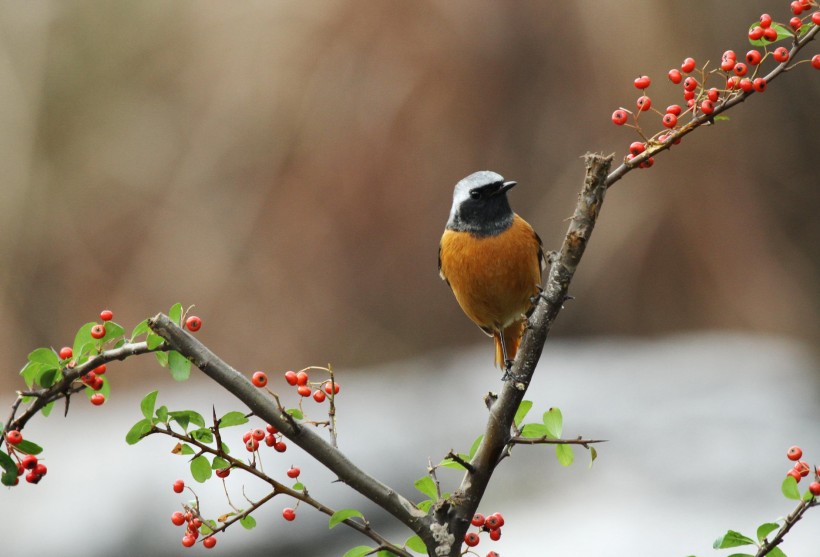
[[242, 424, 287, 453], [463, 512, 505, 553], [4, 430, 47, 485], [283, 369, 340, 403], [611, 1, 819, 168], [785, 445, 820, 496], [171, 506, 216, 549]]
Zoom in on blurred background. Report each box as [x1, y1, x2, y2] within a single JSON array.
[[1, 1, 818, 556]]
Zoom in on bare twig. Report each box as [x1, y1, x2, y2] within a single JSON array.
[[508, 436, 607, 447]]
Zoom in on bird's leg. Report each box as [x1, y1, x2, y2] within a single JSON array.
[[498, 333, 520, 382]]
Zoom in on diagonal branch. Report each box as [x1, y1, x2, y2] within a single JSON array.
[[147, 314, 432, 549]]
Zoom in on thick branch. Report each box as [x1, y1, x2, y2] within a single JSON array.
[[442, 153, 612, 556], [147, 314, 431, 548]]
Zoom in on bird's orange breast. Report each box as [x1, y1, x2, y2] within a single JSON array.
[[439, 214, 542, 333]]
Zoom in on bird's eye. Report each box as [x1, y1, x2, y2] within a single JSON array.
[[469, 190, 481, 200]]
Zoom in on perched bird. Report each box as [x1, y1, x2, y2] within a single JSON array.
[[439, 171, 544, 370]]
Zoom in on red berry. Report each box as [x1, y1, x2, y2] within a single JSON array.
[[706, 88, 719, 102], [5, 430, 23, 445], [733, 63, 747, 77], [681, 57, 696, 73], [745, 50, 762, 65], [700, 100, 714, 115], [93, 364, 107, 375], [59, 346, 73, 360], [21, 454, 38, 470], [245, 438, 259, 452], [486, 513, 505, 528], [274, 441, 287, 453], [639, 157, 655, 169], [251, 428, 266, 441], [296, 385, 311, 397], [100, 309, 114, 321], [787, 468, 802, 482], [324, 382, 340, 395], [790, 16, 802, 30], [633, 76, 651, 89], [666, 105, 682, 116], [181, 535, 196, 548], [636, 95, 651, 111], [722, 50, 736, 62], [295, 371, 309, 386], [282, 508, 296, 521], [611, 109, 628, 126], [748, 26, 764, 40], [185, 316, 202, 332], [726, 76, 740, 90], [215, 467, 231, 478], [773, 47, 790, 63], [464, 532, 480, 547], [762, 27, 777, 42], [488, 528, 501, 541], [752, 78, 767, 93], [759, 13, 772, 28], [487, 553, 499, 557], [667, 69, 682, 84], [284, 371, 298, 385], [739, 78, 754, 92], [312, 389, 326, 403], [683, 76, 698, 91], [25, 471, 42, 484], [628, 142, 645, 156], [662, 114, 677, 128], [720, 58, 735, 71], [813, 11, 820, 25], [265, 434, 276, 447], [203, 537, 217, 549], [813, 54, 820, 69], [173, 479, 185, 493], [791, 1, 805, 15], [471, 513, 486, 527], [683, 90, 695, 101], [91, 324, 106, 339], [795, 461, 811, 477], [266, 424, 278, 434], [787, 446, 803, 461], [287, 466, 301, 479], [242, 431, 252, 443], [33, 463, 47, 476], [810, 482, 820, 497], [251, 371, 268, 388], [172, 511, 186, 526], [90, 393, 105, 406]]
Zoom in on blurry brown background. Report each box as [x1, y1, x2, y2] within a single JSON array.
[[0, 0, 818, 390]]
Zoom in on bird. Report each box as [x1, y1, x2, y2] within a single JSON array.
[[439, 171, 544, 372]]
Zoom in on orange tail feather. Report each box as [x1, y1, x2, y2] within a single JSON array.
[[494, 321, 526, 368]]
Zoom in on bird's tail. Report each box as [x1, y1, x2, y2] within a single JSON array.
[[494, 320, 526, 368]]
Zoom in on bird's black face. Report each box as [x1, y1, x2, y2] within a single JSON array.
[[447, 173, 516, 237]]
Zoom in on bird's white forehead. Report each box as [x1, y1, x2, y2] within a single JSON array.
[[451, 170, 504, 206]]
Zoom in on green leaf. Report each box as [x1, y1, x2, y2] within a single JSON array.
[[765, 547, 787, 557], [725, 554, 755, 557], [756, 522, 779, 542], [802, 489, 815, 501], [168, 350, 191, 381], [414, 476, 438, 500], [782, 475, 801, 500], [555, 444, 574, 466], [514, 400, 533, 427], [292, 481, 304, 491], [714, 115, 730, 122], [0, 450, 17, 486], [140, 391, 159, 420], [125, 418, 153, 444], [468, 435, 483, 458], [29, 347, 60, 367], [416, 499, 432, 512], [713, 530, 755, 549], [287, 408, 304, 420], [169, 410, 206, 431], [589, 446, 598, 468], [376, 551, 395, 557], [169, 303, 183, 326], [200, 520, 216, 535], [329, 508, 365, 529], [147, 333, 164, 350], [39, 368, 60, 388], [156, 405, 168, 422], [543, 407, 562, 438], [101, 322, 125, 342], [191, 428, 214, 444], [218, 411, 248, 428], [520, 423, 551, 438], [154, 350, 168, 368], [179, 444, 195, 455], [40, 401, 55, 417], [19, 361, 42, 388], [130, 319, 151, 340], [239, 514, 256, 530], [343, 547, 374, 557], [438, 456, 469, 470], [72, 323, 96, 361], [16, 439, 43, 455], [190, 455, 212, 482], [211, 456, 229, 470], [405, 535, 426, 553]]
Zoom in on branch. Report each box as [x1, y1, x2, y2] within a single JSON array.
[[147, 314, 432, 548], [441, 153, 612, 556], [508, 436, 606, 447], [756, 497, 818, 557]]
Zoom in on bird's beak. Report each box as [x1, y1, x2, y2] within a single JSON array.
[[500, 180, 517, 193]]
